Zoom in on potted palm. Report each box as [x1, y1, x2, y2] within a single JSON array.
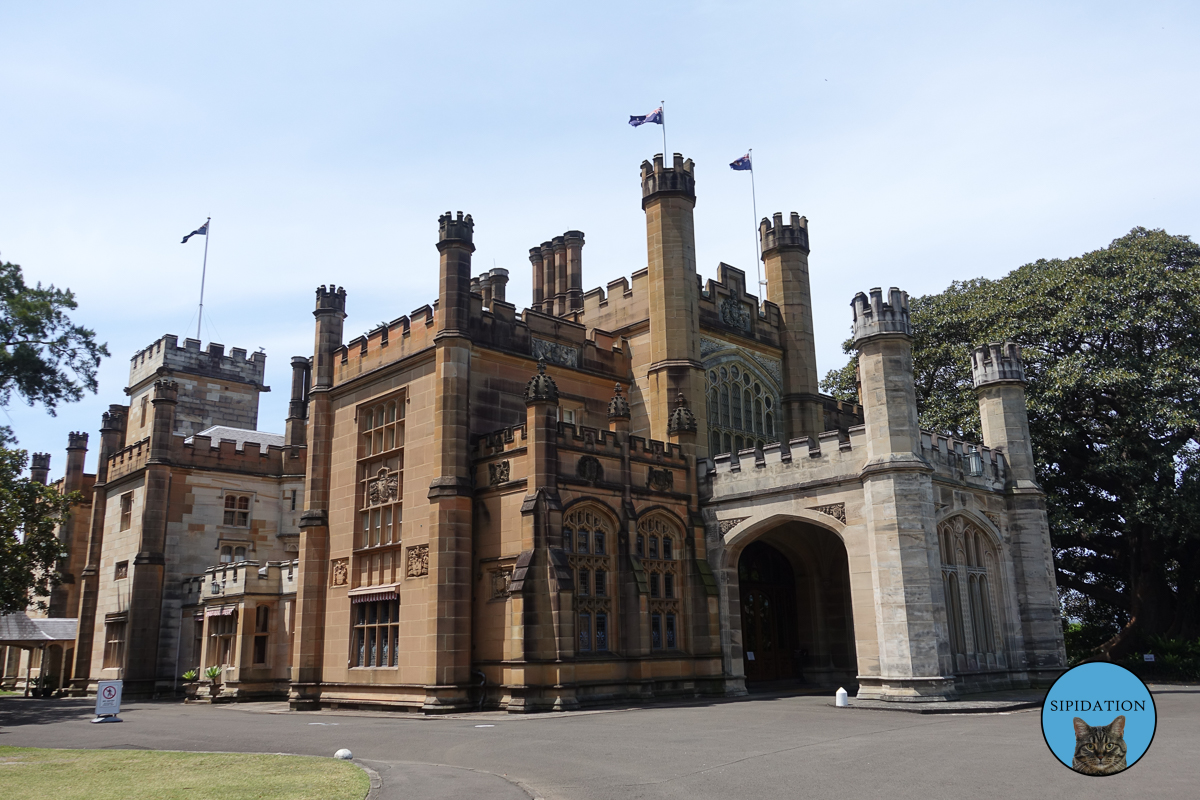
[[204, 665, 223, 698], [182, 670, 200, 702]]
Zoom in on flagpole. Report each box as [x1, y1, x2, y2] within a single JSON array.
[[661, 99, 667, 157], [197, 217, 210, 341], [750, 151, 765, 295]]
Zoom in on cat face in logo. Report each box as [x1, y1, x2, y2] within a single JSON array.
[[1072, 715, 1128, 775]]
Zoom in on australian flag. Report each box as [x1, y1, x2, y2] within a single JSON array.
[[729, 154, 752, 171], [628, 107, 664, 127], [181, 221, 208, 244]]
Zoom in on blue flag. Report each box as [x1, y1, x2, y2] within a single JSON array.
[[729, 154, 752, 171], [629, 107, 664, 127], [181, 222, 208, 244]]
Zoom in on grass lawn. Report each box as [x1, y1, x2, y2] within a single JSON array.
[[0, 747, 369, 800]]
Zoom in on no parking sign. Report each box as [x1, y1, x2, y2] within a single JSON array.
[[93, 680, 123, 723]]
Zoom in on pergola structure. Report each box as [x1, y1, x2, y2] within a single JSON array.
[[0, 613, 78, 697]]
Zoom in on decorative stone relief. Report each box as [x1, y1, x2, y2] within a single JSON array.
[[984, 511, 1001, 528], [406, 544, 429, 578], [700, 336, 726, 357], [331, 558, 349, 586], [488, 460, 510, 486], [809, 503, 847, 524], [531, 338, 579, 368], [647, 468, 674, 492], [749, 351, 783, 386], [576, 455, 603, 482], [490, 568, 513, 599], [719, 298, 751, 331], [368, 467, 398, 505], [718, 517, 748, 535]]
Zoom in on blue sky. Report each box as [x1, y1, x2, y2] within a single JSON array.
[[1, 1, 1196, 474]]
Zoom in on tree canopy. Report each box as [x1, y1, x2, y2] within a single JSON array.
[[0, 259, 109, 414], [822, 227, 1200, 658]]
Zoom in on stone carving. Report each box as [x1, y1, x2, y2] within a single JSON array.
[[647, 468, 674, 492], [576, 455, 603, 482], [718, 517, 748, 535], [407, 544, 429, 578], [700, 337, 725, 357], [809, 503, 847, 523], [720, 298, 751, 331], [368, 467, 398, 505], [488, 460, 510, 486], [531, 338, 579, 368], [749, 351, 783, 386], [984, 511, 1001, 528], [331, 558, 349, 586], [491, 568, 513, 599]]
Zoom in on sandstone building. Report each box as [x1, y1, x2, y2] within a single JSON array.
[[8, 152, 1066, 707]]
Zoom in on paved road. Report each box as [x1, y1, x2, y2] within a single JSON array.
[[1, 688, 1196, 799]]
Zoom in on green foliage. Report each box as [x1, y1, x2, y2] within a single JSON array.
[[822, 228, 1200, 657], [0, 438, 76, 613], [182, 669, 199, 681], [0, 260, 109, 413], [1117, 636, 1200, 682], [204, 665, 222, 680]]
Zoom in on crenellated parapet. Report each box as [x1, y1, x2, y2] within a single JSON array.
[[641, 153, 695, 208], [971, 342, 1027, 387], [437, 211, 475, 248], [129, 334, 268, 393], [315, 284, 347, 315], [851, 287, 911, 344], [67, 431, 89, 450], [759, 212, 810, 254]]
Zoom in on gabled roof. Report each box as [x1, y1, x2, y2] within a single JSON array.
[[0, 613, 78, 646], [184, 426, 284, 449]]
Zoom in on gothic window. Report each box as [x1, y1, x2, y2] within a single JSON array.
[[706, 361, 779, 456], [938, 516, 1004, 672], [564, 505, 615, 654], [223, 494, 251, 527], [637, 514, 683, 651], [356, 395, 405, 584], [352, 599, 400, 668]]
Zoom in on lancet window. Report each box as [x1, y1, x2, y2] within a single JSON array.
[[706, 360, 779, 457], [356, 396, 405, 587], [564, 505, 613, 654], [637, 514, 683, 651], [938, 516, 1004, 672]]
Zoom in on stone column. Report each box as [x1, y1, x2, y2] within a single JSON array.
[[541, 242, 556, 315], [123, 380, 177, 695], [852, 287, 954, 702], [424, 212, 476, 711], [641, 153, 708, 455], [552, 236, 568, 316], [290, 285, 345, 708], [761, 212, 823, 441], [971, 342, 1065, 683], [489, 268, 509, 304], [48, 433, 88, 619], [73, 405, 126, 693], [565, 231, 584, 312], [64, 432, 88, 492], [529, 248, 545, 313], [285, 356, 310, 448], [29, 453, 50, 485]]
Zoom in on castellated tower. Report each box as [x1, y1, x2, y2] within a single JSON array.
[[971, 342, 1065, 681], [760, 212, 823, 442], [641, 153, 708, 451], [852, 287, 954, 701]]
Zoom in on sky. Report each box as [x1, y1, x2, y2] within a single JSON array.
[[1, 1, 1197, 475]]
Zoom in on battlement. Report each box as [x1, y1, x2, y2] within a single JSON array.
[[182, 559, 300, 604], [67, 431, 89, 450], [919, 430, 1008, 485], [153, 379, 179, 403], [971, 342, 1027, 387], [641, 153, 696, 206], [107, 437, 151, 482], [438, 211, 474, 245], [106, 432, 304, 482], [851, 287, 912, 343], [128, 334, 268, 392], [759, 212, 810, 253], [315, 284, 347, 314], [30, 452, 51, 471]]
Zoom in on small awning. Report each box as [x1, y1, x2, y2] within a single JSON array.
[[205, 605, 238, 617], [348, 584, 400, 604], [0, 613, 78, 647]]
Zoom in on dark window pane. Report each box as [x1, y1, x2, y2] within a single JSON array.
[[578, 569, 590, 596], [666, 615, 677, 649], [649, 536, 659, 559], [579, 613, 591, 651], [563, 529, 573, 552], [594, 531, 606, 555], [595, 570, 606, 596], [650, 573, 660, 598], [636, 535, 645, 557], [665, 573, 674, 598], [596, 614, 608, 651], [663, 538, 673, 560], [651, 614, 662, 649]]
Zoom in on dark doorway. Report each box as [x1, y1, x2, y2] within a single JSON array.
[[738, 541, 797, 683]]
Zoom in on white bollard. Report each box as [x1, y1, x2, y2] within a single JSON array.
[[334, 749, 353, 760], [835, 687, 848, 707]]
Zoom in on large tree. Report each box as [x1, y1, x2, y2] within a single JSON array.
[[822, 228, 1200, 659], [0, 258, 108, 612]]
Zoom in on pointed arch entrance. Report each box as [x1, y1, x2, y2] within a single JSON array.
[[732, 519, 857, 688]]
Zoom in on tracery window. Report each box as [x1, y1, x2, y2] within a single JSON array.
[[352, 599, 400, 668], [356, 396, 405, 587], [564, 505, 614, 653], [706, 361, 778, 456], [223, 494, 251, 527], [637, 514, 683, 650], [938, 516, 1004, 672]]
